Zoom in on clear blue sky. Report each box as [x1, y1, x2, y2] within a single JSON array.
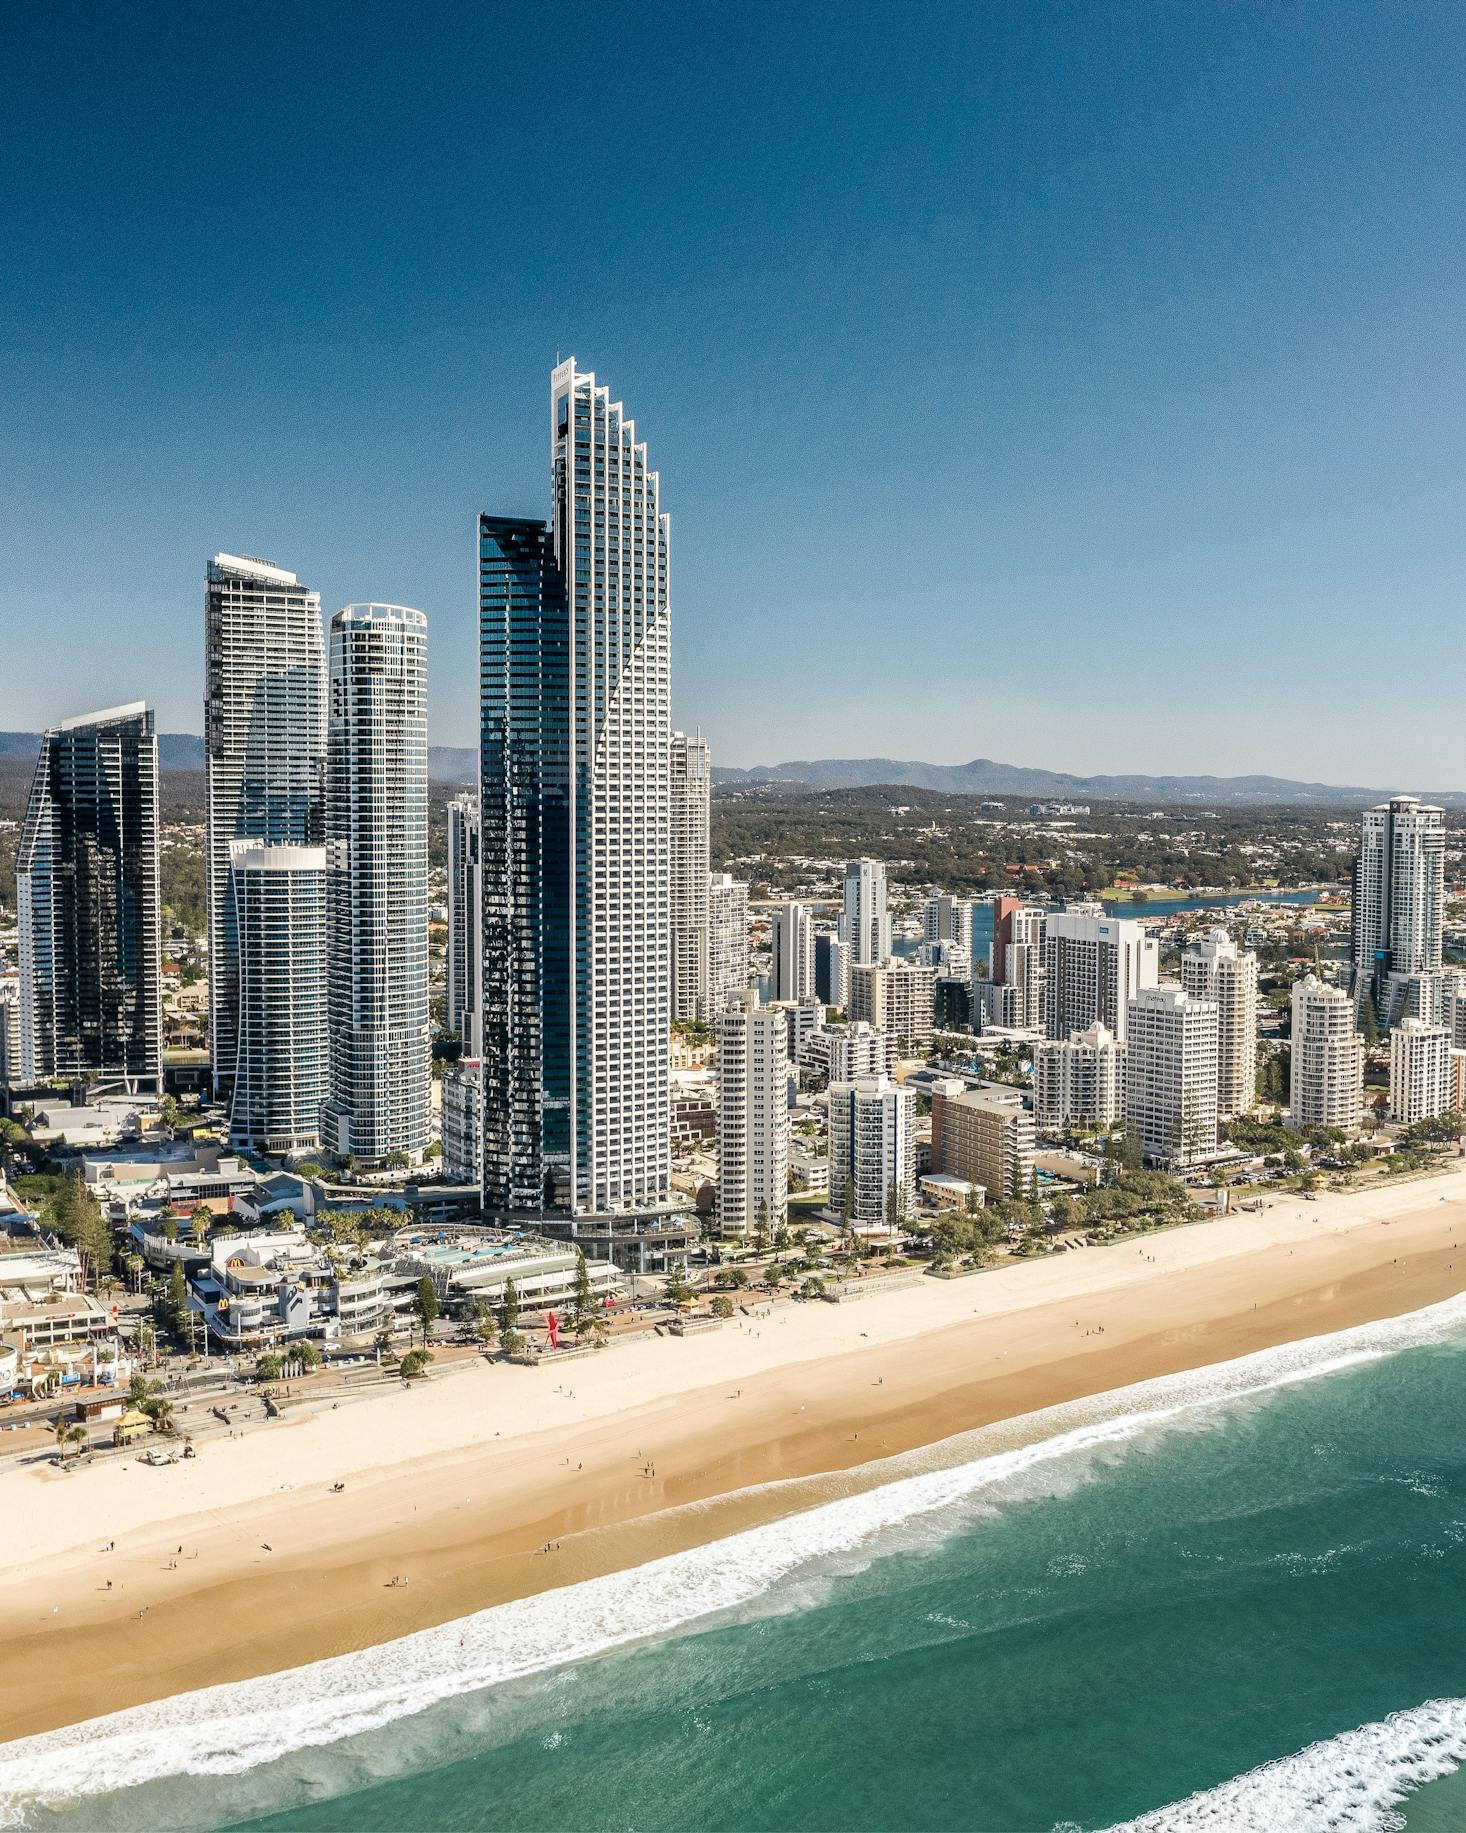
[[5, 1, 1466, 783]]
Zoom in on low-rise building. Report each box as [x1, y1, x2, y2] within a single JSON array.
[[919, 1172, 983, 1211], [83, 1144, 258, 1224]]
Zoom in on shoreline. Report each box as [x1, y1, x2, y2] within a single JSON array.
[[5, 1169, 1466, 1744]]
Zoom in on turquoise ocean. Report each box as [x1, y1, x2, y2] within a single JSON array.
[[6, 1286, 1466, 1833]]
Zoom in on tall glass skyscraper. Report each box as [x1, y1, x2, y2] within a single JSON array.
[[446, 793, 483, 1058], [479, 516, 570, 1211], [204, 553, 325, 1096], [1352, 795, 1446, 1027], [18, 703, 161, 1090], [478, 359, 672, 1218], [322, 604, 430, 1165]]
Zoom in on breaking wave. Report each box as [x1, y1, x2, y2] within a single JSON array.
[[1105, 1697, 1466, 1831], [5, 1291, 1466, 1828]]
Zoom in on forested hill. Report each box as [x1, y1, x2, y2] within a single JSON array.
[[711, 784, 1362, 900]]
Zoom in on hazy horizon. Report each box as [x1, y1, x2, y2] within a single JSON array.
[[7, 4, 1466, 781]]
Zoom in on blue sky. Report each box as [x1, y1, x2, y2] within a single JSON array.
[[4, 1, 1466, 783]]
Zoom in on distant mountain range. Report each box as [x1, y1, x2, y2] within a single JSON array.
[[0, 732, 480, 784], [2, 731, 1459, 806], [712, 755, 1466, 808]]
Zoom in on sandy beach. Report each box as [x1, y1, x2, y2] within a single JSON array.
[[4, 1166, 1466, 1743]]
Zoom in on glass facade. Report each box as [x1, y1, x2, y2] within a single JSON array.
[[18, 704, 161, 1089], [478, 359, 672, 1218], [479, 516, 571, 1211]]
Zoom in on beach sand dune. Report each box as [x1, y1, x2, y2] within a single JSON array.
[[3, 1169, 1465, 1742]]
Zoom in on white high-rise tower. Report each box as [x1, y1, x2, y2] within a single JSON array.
[[228, 843, 328, 1154], [1181, 926, 1259, 1120], [716, 990, 789, 1237], [322, 604, 430, 1166], [552, 358, 671, 1212], [204, 554, 325, 1097], [670, 732, 711, 1021], [841, 858, 890, 967], [771, 900, 817, 1003]]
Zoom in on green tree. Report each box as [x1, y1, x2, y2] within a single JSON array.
[[497, 1277, 521, 1337], [753, 1199, 770, 1257], [571, 1249, 598, 1337], [165, 1260, 189, 1339], [663, 1265, 692, 1310], [399, 1347, 434, 1379], [412, 1276, 440, 1344], [710, 1293, 734, 1319], [140, 1394, 174, 1433], [47, 1174, 113, 1287], [385, 1150, 411, 1170], [188, 1203, 214, 1239], [256, 1353, 283, 1381], [52, 1419, 87, 1459]]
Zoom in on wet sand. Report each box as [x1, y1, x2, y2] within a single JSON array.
[[3, 1168, 1466, 1742]]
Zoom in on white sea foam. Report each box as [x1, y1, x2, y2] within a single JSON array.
[[3, 1290, 1466, 1828], [1104, 1696, 1466, 1831]]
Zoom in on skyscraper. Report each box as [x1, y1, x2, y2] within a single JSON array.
[[1002, 904, 1047, 1030], [446, 794, 483, 1057], [322, 605, 430, 1166], [1124, 984, 1220, 1166], [478, 516, 569, 1212], [1181, 926, 1259, 1120], [227, 844, 328, 1154], [1389, 1018, 1452, 1125], [670, 732, 711, 1021], [1290, 974, 1363, 1130], [828, 1076, 917, 1230], [204, 554, 325, 1096], [841, 858, 890, 967], [716, 990, 789, 1237], [478, 360, 672, 1218], [770, 900, 816, 1003], [1043, 903, 1158, 1042], [923, 893, 973, 955], [1352, 796, 1445, 1028], [707, 872, 751, 1016], [1034, 1023, 1126, 1131], [18, 703, 161, 1090]]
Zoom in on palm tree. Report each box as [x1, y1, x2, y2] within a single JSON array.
[[51, 1419, 86, 1458], [142, 1396, 174, 1434]]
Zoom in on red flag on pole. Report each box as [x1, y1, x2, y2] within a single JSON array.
[[546, 1310, 559, 1349]]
